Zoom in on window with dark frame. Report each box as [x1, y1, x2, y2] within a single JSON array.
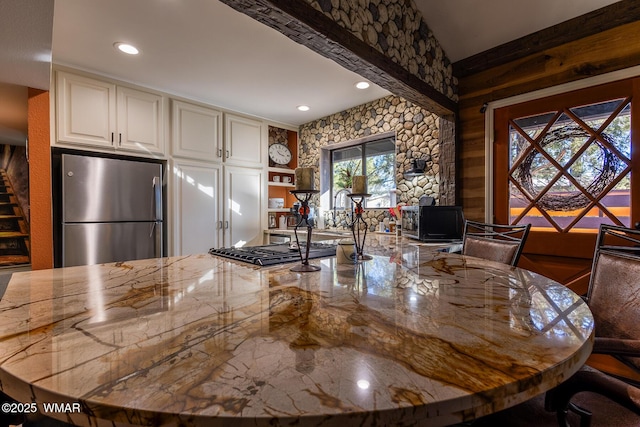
[[330, 137, 396, 208]]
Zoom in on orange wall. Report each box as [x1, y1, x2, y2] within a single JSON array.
[[27, 88, 53, 270]]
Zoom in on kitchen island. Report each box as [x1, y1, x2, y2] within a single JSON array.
[[0, 234, 593, 426]]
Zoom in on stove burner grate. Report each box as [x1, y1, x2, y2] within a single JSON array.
[[209, 242, 336, 266]]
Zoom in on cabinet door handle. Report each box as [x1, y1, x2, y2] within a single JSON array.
[[216, 221, 222, 230], [224, 221, 229, 229], [226, 150, 230, 159], [217, 148, 222, 158], [119, 133, 122, 144], [111, 132, 114, 143]]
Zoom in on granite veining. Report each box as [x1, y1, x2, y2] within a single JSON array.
[[0, 236, 594, 426]]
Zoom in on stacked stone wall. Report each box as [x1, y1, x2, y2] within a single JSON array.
[[306, 0, 457, 101], [299, 95, 440, 231]]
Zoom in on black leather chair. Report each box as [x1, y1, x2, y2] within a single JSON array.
[[545, 224, 640, 426], [462, 220, 531, 266]]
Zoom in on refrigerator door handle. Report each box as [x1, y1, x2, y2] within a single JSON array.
[[153, 176, 162, 221], [149, 220, 163, 257]]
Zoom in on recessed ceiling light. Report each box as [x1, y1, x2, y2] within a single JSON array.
[[114, 42, 139, 55], [355, 81, 370, 89], [297, 105, 310, 112]]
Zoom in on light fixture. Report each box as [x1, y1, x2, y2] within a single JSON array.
[[355, 81, 370, 89], [114, 42, 139, 55], [403, 154, 432, 179], [297, 105, 310, 112]]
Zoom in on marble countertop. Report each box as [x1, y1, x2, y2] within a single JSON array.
[[0, 235, 593, 426]]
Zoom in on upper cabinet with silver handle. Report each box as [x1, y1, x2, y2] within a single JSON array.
[[171, 104, 262, 166], [171, 99, 223, 162], [116, 86, 164, 153], [223, 113, 263, 168], [55, 70, 165, 156]]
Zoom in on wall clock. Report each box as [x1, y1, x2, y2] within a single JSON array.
[[268, 143, 292, 166]]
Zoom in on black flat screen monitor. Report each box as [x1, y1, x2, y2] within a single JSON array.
[[419, 206, 465, 242]]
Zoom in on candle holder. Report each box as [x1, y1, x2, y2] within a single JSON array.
[[290, 189, 321, 272], [348, 193, 373, 262]]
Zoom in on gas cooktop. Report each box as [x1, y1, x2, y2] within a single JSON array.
[[208, 242, 336, 266]]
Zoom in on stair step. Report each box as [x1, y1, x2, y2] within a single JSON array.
[[0, 231, 29, 239], [0, 255, 30, 266], [0, 169, 30, 263]]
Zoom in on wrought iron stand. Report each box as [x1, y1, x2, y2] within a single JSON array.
[[349, 193, 372, 262], [290, 190, 321, 272]]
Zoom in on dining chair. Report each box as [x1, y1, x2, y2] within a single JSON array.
[[545, 224, 640, 426], [461, 220, 531, 266]]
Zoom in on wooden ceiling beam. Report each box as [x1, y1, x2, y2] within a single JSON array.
[[219, 0, 457, 116], [454, 0, 640, 79]]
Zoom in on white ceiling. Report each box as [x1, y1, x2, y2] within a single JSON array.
[[51, 0, 622, 127], [0, 0, 53, 90], [51, 0, 391, 127], [0, 0, 625, 133]]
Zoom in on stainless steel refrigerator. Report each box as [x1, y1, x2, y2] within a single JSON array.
[[59, 153, 163, 267]]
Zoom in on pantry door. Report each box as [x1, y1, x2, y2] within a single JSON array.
[[493, 78, 640, 295]]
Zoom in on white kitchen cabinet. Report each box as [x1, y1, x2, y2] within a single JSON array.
[[224, 113, 263, 167], [224, 165, 264, 247], [116, 86, 164, 154], [172, 161, 263, 254], [171, 100, 222, 162], [56, 71, 165, 155], [56, 71, 115, 148], [169, 108, 265, 252], [172, 160, 222, 255]]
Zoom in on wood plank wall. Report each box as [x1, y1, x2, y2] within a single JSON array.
[[458, 20, 640, 222]]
